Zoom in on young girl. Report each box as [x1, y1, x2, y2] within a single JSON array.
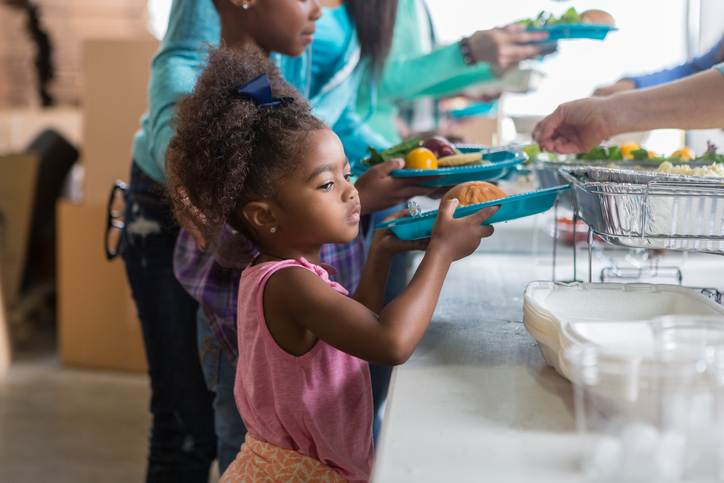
[[167, 47, 497, 482], [134, 0, 432, 474]]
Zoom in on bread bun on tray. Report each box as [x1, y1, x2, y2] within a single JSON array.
[[580, 9, 615, 25], [440, 181, 507, 207]]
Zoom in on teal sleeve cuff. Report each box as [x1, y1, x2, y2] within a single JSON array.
[[714, 62, 724, 76]]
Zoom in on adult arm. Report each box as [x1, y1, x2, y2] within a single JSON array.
[[534, 67, 724, 154], [628, 37, 724, 89], [374, 25, 546, 102], [413, 63, 495, 98], [594, 38, 724, 97], [142, 0, 220, 182], [374, 43, 492, 102]]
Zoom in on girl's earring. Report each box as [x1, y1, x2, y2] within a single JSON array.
[[242, 3, 249, 9], [270, 227, 276, 233]]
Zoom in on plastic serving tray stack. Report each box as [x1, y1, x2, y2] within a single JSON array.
[[523, 282, 724, 381]]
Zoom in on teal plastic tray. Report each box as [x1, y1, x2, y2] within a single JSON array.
[[376, 185, 571, 240], [527, 24, 617, 42], [352, 146, 528, 187]]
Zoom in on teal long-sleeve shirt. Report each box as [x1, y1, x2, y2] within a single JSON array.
[[356, 0, 496, 144], [131, 0, 387, 185]]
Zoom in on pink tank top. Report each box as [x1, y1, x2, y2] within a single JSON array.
[[235, 257, 374, 483]]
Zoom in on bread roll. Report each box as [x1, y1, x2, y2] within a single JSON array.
[[440, 181, 507, 207], [580, 9, 615, 25]]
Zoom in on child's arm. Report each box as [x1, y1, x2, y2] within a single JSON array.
[[350, 210, 429, 314], [263, 201, 498, 366]]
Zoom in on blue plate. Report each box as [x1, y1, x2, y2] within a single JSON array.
[[351, 146, 528, 187], [446, 100, 497, 119], [527, 24, 617, 42], [376, 185, 571, 240]]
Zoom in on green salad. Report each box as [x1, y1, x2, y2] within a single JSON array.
[[573, 141, 724, 164], [696, 141, 724, 163], [521, 144, 560, 165], [365, 136, 423, 166], [518, 8, 583, 28]]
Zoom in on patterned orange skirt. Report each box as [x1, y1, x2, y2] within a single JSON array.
[[220, 433, 348, 483]]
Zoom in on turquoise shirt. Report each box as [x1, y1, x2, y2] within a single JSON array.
[[310, 6, 354, 96], [131, 0, 220, 183], [306, 5, 389, 161], [131, 0, 387, 184], [715, 62, 724, 76], [356, 0, 495, 144]]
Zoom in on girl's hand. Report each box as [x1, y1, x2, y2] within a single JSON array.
[[428, 199, 498, 262], [372, 209, 430, 256], [355, 158, 443, 215]]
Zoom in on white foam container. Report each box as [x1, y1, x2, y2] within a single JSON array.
[[523, 282, 724, 380]]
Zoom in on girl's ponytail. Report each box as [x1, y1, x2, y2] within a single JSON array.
[[167, 46, 326, 250]]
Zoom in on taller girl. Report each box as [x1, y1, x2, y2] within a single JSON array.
[[122, 0, 429, 478]]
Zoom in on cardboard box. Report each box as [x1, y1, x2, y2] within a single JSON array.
[[57, 201, 146, 372], [450, 116, 498, 146], [0, 108, 82, 154], [0, 153, 39, 308], [81, 38, 158, 205], [0, 252, 10, 383], [54, 38, 159, 372]]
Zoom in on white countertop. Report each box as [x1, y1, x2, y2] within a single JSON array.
[[371, 213, 724, 482]]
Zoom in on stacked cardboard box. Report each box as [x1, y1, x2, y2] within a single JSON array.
[[0, 153, 39, 381], [0, 256, 8, 381], [57, 38, 158, 372], [0, 0, 150, 108]]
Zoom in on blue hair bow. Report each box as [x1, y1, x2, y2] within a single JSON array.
[[236, 74, 295, 108]]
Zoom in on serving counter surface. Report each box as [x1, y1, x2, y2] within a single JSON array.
[[371, 215, 724, 482]]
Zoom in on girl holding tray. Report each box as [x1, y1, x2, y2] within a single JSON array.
[[167, 46, 498, 481]]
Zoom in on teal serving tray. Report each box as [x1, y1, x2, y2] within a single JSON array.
[[352, 146, 528, 187], [527, 24, 617, 42], [376, 185, 571, 240]]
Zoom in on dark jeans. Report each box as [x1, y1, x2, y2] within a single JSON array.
[[366, 208, 413, 443], [370, 251, 413, 442], [197, 310, 247, 476], [120, 163, 217, 482]]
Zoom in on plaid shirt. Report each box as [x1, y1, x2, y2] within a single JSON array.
[[173, 226, 365, 362]]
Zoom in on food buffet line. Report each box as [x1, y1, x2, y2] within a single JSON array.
[[360, 131, 724, 482]]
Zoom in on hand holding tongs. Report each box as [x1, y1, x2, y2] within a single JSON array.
[[478, 140, 536, 155]]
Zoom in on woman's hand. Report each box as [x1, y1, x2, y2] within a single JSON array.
[[467, 24, 550, 75], [355, 158, 442, 214], [428, 199, 498, 262], [532, 97, 614, 154]]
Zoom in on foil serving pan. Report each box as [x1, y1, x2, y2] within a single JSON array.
[[560, 171, 724, 253], [567, 165, 723, 185], [533, 162, 578, 208], [533, 161, 672, 209]]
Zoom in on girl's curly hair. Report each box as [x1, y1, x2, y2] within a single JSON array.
[[167, 46, 327, 247]]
